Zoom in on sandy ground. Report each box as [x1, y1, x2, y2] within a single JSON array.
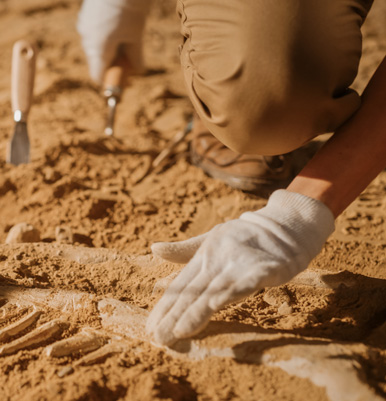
[[0, 1, 385, 400]]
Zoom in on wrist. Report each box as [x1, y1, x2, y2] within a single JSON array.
[[286, 176, 338, 216], [241, 189, 335, 262], [266, 190, 335, 251]]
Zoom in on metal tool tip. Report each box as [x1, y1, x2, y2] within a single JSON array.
[[104, 127, 114, 136]]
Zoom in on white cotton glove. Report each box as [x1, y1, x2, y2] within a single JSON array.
[[77, 0, 152, 83], [147, 190, 335, 346]]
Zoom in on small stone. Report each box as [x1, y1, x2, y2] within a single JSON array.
[[5, 223, 41, 244], [57, 365, 74, 378], [55, 226, 73, 244], [278, 302, 293, 316], [263, 287, 291, 308]]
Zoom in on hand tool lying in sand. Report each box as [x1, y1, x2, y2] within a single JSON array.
[[7, 40, 37, 165], [102, 46, 131, 136], [133, 119, 193, 184], [135, 119, 194, 184], [151, 119, 193, 170]]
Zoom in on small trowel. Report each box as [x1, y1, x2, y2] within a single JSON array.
[[7, 40, 37, 165], [103, 46, 131, 136]]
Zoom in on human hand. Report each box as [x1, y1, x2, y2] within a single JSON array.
[[77, 0, 151, 83], [146, 190, 335, 345]]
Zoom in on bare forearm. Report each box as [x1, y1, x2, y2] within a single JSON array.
[[287, 56, 386, 217]]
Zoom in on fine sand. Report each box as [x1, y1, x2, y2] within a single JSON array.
[[0, 1, 385, 400]]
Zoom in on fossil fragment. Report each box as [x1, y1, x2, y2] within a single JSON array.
[[289, 269, 356, 289], [0, 308, 41, 342], [45, 329, 108, 357], [74, 342, 128, 366], [0, 285, 95, 312], [277, 302, 293, 315], [57, 365, 74, 378], [0, 285, 149, 341], [5, 223, 41, 244], [98, 298, 148, 340], [263, 287, 291, 308], [56, 342, 130, 377], [0, 319, 66, 356], [0, 307, 29, 324], [262, 344, 384, 401]]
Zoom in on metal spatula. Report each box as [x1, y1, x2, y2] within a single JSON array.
[[6, 40, 37, 165]]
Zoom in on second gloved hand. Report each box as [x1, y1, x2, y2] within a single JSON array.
[[146, 190, 335, 346], [77, 0, 152, 83]]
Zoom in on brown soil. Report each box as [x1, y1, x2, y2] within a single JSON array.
[[0, 1, 385, 400]]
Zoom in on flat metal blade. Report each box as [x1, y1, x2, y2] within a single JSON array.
[[6, 122, 30, 165], [104, 96, 118, 136]]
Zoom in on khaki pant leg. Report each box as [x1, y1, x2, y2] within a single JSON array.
[[177, 0, 373, 155]]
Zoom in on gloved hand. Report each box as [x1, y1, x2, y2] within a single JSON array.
[[146, 190, 335, 345], [77, 0, 152, 83]]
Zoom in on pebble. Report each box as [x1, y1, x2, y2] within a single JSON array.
[[278, 302, 293, 315], [263, 287, 291, 308], [56, 365, 74, 378], [5, 223, 41, 244], [55, 226, 73, 244]]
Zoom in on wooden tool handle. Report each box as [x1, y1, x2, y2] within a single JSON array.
[[11, 40, 37, 114], [103, 48, 132, 90]]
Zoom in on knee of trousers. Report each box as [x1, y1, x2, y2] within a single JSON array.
[[178, 0, 368, 155], [184, 64, 361, 156]]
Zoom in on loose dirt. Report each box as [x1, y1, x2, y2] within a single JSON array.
[[0, 1, 385, 400]]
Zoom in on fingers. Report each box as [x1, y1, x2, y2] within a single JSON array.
[[171, 273, 261, 340], [148, 264, 230, 345], [172, 293, 214, 339], [151, 232, 208, 264], [147, 255, 217, 345], [151, 286, 206, 346], [152, 271, 235, 344], [146, 258, 202, 337], [150, 262, 269, 345], [208, 271, 260, 311]]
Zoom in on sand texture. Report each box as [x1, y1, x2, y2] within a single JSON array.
[[0, 1, 385, 400]]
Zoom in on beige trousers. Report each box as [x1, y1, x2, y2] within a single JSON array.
[[177, 0, 374, 155]]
